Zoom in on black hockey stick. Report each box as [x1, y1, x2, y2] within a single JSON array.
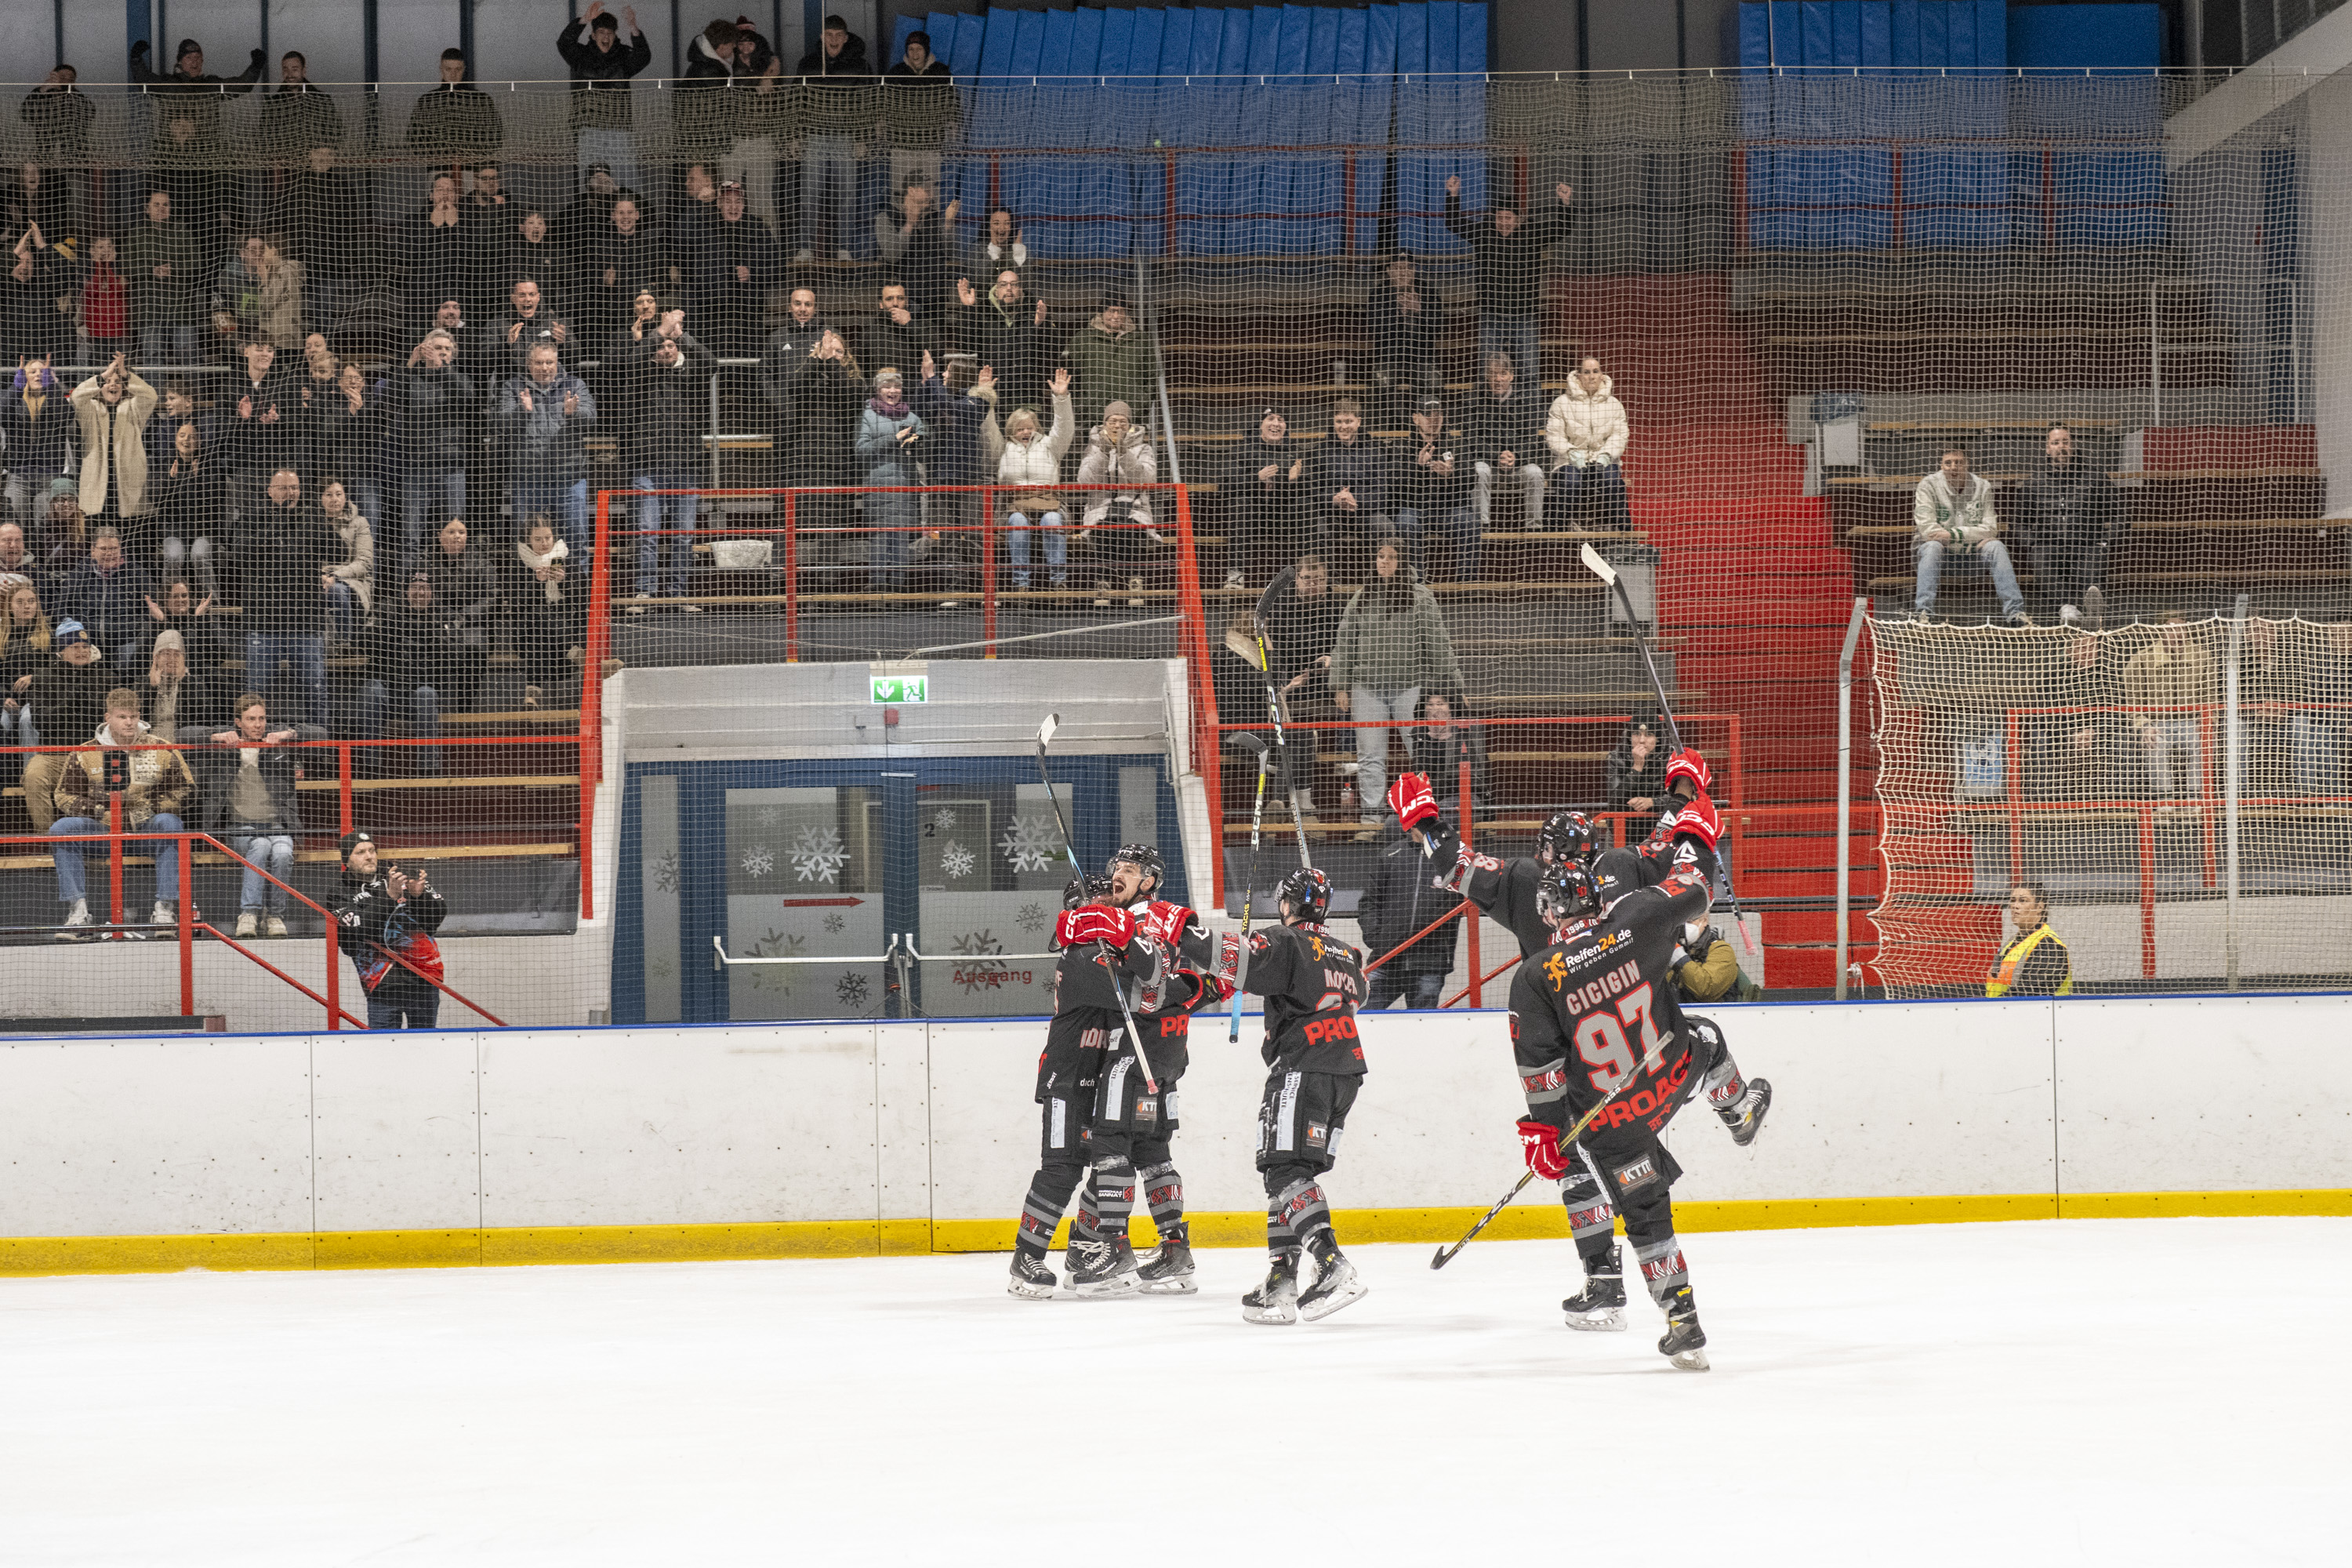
[[1578, 543, 1754, 952], [1228, 730, 1272, 1043], [1251, 572, 1316, 870], [1035, 713, 1161, 1094]]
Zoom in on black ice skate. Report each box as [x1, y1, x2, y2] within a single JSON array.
[[1563, 1246, 1628, 1332], [1069, 1238, 1140, 1297], [1657, 1286, 1709, 1371], [1007, 1253, 1060, 1300], [1136, 1240, 1196, 1294], [1720, 1077, 1772, 1148], [1241, 1255, 1301, 1326], [1298, 1250, 1368, 1322]]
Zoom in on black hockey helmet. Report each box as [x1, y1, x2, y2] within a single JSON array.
[[1276, 866, 1331, 924], [1537, 809, 1599, 866], [1062, 872, 1114, 910], [1106, 842, 1165, 892], [1535, 860, 1601, 928]]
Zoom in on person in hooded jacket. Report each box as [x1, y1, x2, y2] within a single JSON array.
[[1544, 356, 1632, 533], [18, 617, 109, 829], [853, 366, 925, 594], [1075, 399, 1158, 606], [1223, 407, 1305, 590], [557, 5, 653, 191], [332, 829, 450, 1030]]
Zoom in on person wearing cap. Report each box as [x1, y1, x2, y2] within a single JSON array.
[[557, 3, 652, 193], [685, 175, 779, 359], [1222, 408, 1305, 589], [127, 34, 264, 155], [143, 627, 221, 744], [1060, 289, 1156, 434], [882, 30, 957, 203], [1389, 394, 1476, 582], [1357, 771, 1463, 1010], [49, 685, 196, 938], [1368, 252, 1443, 426], [793, 15, 877, 264], [1606, 713, 1669, 815], [201, 692, 324, 938], [332, 830, 451, 1030], [18, 617, 107, 831], [855, 367, 927, 595]]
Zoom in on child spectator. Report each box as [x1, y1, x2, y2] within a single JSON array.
[[1409, 689, 1492, 811], [77, 234, 130, 361]]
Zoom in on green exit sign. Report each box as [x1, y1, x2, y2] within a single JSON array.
[[871, 673, 928, 704]]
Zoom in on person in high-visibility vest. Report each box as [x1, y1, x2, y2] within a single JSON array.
[[1987, 884, 2071, 997]]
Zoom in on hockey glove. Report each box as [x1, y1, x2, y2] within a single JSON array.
[[1054, 905, 1135, 951], [1516, 1120, 1569, 1181]]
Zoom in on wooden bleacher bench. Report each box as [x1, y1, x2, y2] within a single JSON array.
[[1864, 419, 2123, 432], [0, 841, 575, 873], [1850, 518, 2336, 541], [1766, 326, 2230, 347], [1830, 466, 2320, 490], [5, 774, 577, 801]]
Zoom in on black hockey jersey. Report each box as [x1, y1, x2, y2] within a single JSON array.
[[1127, 898, 1221, 1079], [1445, 839, 1552, 959], [1507, 875, 1711, 1137], [1214, 920, 1367, 1076], [1037, 927, 1167, 1102]]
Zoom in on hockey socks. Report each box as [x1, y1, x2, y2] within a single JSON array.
[[1702, 1050, 1771, 1145], [1138, 1160, 1187, 1249], [1069, 1157, 1141, 1295], [1632, 1232, 1690, 1305]]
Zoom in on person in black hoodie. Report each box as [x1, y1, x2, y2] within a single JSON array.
[[234, 466, 340, 730], [793, 16, 877, 263], [332, 829, 451, 1030], [859, 281, 927, 378], [510, 516, 586, 710], [18, 619, 110, 830], [557, 5, 654, 193], [1441, 172, 1574, 393], [2014, 423, 2118, 626], [152, 423, 227, 601], [361, 569, 480, 777], [1222, 408, 1306, 589], [390, 331, 477, 575], [220, 340, 298, 515], [1356, 772, 1462, 1010], [626, 318, 717, 605], [685, 179, 779, 358], [1605, 713, 1668, 815], [580, 191, 669, 336], [881, 31, 957, 197], [406, 49, 505, 174], [127, 37, 264, 156]]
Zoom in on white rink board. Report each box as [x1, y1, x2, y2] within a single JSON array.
[[313, 1031, 481, 1234]]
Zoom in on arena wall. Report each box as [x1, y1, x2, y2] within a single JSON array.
[[3, 996, 2347, 1274]]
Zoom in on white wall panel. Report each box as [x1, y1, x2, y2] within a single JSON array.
[[61, 9, 121, 84], [311, 1031, 481, 1232]]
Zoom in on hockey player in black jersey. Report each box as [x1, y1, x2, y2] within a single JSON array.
[[1210, 866, 1371, 1326], [1506, 849, 1768, 1368], [1437, 800, 1602, 959], [1094, 841, 1226, 1295], [1007, 873, 1170, 1300]]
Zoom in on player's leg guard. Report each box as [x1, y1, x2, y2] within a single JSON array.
[[1069, 1155, 1141, 1296], [1133, 1140, 1195, 1293], [1688, 1015, 1770, 1147], [1011, 1097, 1087, 1297], [1621, 1185, 1708, 1371], [1560, 1148, 1628, 1330], [1267, 1169, 1368, 1323]]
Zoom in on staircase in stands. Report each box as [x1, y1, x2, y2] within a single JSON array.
[[1549, 273, 1878, 987]]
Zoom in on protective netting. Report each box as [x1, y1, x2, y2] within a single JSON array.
[[0, 45, 2345, 1023]]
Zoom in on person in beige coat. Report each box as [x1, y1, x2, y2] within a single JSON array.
[[71, 357, 159, 526], [979, 366, 1075, 592], [2123, 610, 2216, 802], [1541, 356, 1630, 532]]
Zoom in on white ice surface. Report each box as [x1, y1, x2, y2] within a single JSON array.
[[5, 1218, 2348, 1566]]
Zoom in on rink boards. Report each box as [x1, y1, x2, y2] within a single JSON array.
[[2, 995, 2350, 1273]]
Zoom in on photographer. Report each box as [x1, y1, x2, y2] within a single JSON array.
[[332, 829, 449, 1030]]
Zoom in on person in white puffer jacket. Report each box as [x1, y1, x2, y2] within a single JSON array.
[[1076, 399, 1158, 606], [1542, 356, 1631, 532], [980, 365, 1075, 593]]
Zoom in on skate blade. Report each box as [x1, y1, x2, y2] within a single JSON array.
[[1072, 1275, 1140, 1298], [1007, 1280, 1059, 1301], [1240, 1300, 1299, 1326], [1137, 1275, 1198, 1295], [1564, 1307, 1627, 1332], [1668, 1348, 1711, 1372], [1298, 1276, 1369, 1323]]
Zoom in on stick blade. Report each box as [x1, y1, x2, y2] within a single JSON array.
[[1429, 1246, 1453, 1271], [1578, 543, 1617, 586], [1229, 730, 1268, 756], [1036, 712, 1061, 750]]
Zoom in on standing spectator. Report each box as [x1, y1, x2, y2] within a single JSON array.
[[964, 209, 1028, 285], [626, 316, 717, 608], [1913, 444, 2028, 627], [859, 281, 927, 376], [316, 477, 375, 649], [1301, 397, 1391, 582], [423, 517, 502, 663], [956, 270, 1049, 409], [677, 20, 746, 172], [141, 629, 220, 743], [759, 286, 830, 376], [71, 358, 158, 533], [510, 517, 584, 710], [794, 16, 877, 264], [1223, 408, 1306, 589], [18, 616, 109, 829], [1409, 690, 1493, 811], [882, 31, 958, 198], [124, 191, 205, 365], [153, 425, 228, 598], [1605, 713, 1668, 816], [405, 176, 474, 328], [2016, 423, 2118, 626], [1329, 539, 1464, 837], [853, 366, 927, 594], [496, 345, 598, 558], [210, 232, 306, 351], [0, 579, 52, 778], [6, 223, 74, 364], [270, 147, 366, 334], [76, 236, 132, 364], [2, 358, 71, 522], [1544, 355, 1631, 532], [556, 169, 623, 277], [332, 831, 450, 1030], [582, 193, 668, 332], [488, 278, 573, 381], [222, 339, 299, 508], [128, 37, 265, 152], [1389, 396, 1475, 583], [466, 163, 510, 224], [390, 332, 477, 574], [1367, 252, 1442, 425], [723, 28, 790, 236], [557, 5, 654, 192], [361, 571, 479, 776], [258, 52, 343, 157], [234, 467, 339, 730], [422, 297, 494, 385], [407, 50, 504, 174], [1441, 172, 1573, 393], [5, 163, 76, 248], [762, 325, 865, 561], [17, 67, 94, 166], [62, 527, 157, 671], [687, 179, 778, 358], [306, 362, 387, 539], [978, 368, 1075, 593], [201, 693, 322, 938], [873, 181, 956, 322], [2029, 630, 2125, 801], [1462, 353, 1547, 536], [1076, 399, 1159, 607], [910, 351, 992, 605], [2124, 611, 2216, 805], [1356, 773, 1461, 1009], [47, 685, 197, 937], [1257, 557, 1343, 812], [1061, 289, 1157, 434]]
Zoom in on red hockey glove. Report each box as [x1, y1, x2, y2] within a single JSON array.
[[1055, 905, 1134, 950], [1669, 794, 1722, 849], [1131, 901, 1194, 947], [1517, 1120, 1568, 1181], [1387, 771, 1439, 833]]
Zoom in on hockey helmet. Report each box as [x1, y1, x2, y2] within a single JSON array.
[[1535, 860, 1602, 928], [1107, 842, 1166, 893], [1664, 746, 1711, 799], [1276, 866, 1332, 923], [1386, 771, 1440, 833], [1536, 809, 1599, 866], [1062, 872, 1115, 911]]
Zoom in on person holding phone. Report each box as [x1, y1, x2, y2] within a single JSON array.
[[332, 829, 449, 1030]]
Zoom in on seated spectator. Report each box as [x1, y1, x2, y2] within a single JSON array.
[[2124, 611, 2214, 804], [964, 208, 1028, 288], [1544, 356, 1631, 532], [1389, 395, 1475, 583], [71, 357, 158, 533], [626, 314, 717, 606], [854, 367, 926, 595], [1258, 555, 1342, 811], [2238, 617, 2342, 803], [1076, 399, 1159, 608], [18, 615, 108, 829], [1222, 408, 1305, 589], [423, 517, 501, 656], [552, 165, 622, 268], [1303, 397, 1391, 582], [390, 331, 477, 573], [688, 178, 778, 358], [1367, 252, 1442, 425], [142, 575, 223, 675], [317, 477, 375, 649], [144, 380, 202, 484], [2028, 631, 2125, 801], [1463, 354, 1546, 536], [152, 425, 227, 598], [0, 520, 42, 598], [203, 691, 324, 937], [362, 570, 481, 776], [49, 684, 197, 936], [307, 361, 387, 536], [510, 516, 585, 710], [406, 49, 503, 174], [2016, 423, 2117, 626], [860, 281, 926, 379], [209, 232, 304, 350], [62, 526, 156, 671], [233, 467, 339, 730], [909, 352, 992, 604], [956, 270, 1048, 409], [2, 357, 72, 522], [1606, 713, 1668, 817], [0, 579, 51, 775], [497, 345, 599, 558], [489, 277, 573, 381], [142, 628, 221, 742], [978, 368, 1075, 593], [1061, 289, 1156, 434], [77, 234, 131, 363], [882, 30, 956, 196], [1913, 445, 2028, 627], [1408, 689, 1492, 811], [33, 492, 88, 577], [873, 183, 955, 325], [1330, 539, 1465, 838], [1356, 774, 1461, 1009]]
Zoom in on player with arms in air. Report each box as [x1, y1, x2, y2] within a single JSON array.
[[1439, 802, 1602, 958]]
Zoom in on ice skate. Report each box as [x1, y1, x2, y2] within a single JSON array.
[[1722, 1078, 1772, 1148], [1657, 1287, 1709, 1370], [1007, 1253, 1060, 1300], [1068, 1238, 1139, 1298], [1241, 1257, 1299, 1325], [1563, 1246, 1628, 1331], [1297, 1251, 1367, 1322], [1136, 1240, 1196, 1294]]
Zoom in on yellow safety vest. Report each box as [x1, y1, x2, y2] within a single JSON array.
[[1986, 923, 2071, 997]]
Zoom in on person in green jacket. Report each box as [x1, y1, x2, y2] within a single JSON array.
[[1329, 539, 1463, 840], [1060, 289, 1158, 434]]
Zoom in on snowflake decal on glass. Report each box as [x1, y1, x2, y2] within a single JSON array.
[[822, 912, 846, 934], [951, 930, 1014, 993], [836, 971, 872, 1010], [648, 852, 680, 895], [648, 954, 675, 981], [740, 928, 804, 996], [941, 840, 976, 880], [741, 844, 776, 877], [1016, 901, 1048, 932], [999, 812, 1062, 873], [931, 807, 960, 832], [790, 824, 850, 884], [757, 806, 783, 827], [1125, 805, 1156, 838]]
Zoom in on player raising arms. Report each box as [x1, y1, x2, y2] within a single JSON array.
[[1439, 800, 1602, 958], [1210, 866, 1370, 1326], [1506, 849, 1767, 1369]]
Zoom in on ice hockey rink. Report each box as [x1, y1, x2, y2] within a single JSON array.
[[5, 1217, 2345, 1566]]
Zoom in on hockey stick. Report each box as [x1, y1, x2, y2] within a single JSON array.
[[1578, 543, 1755, 953], [1251, 573, 1316, 870], [1228, 731, 1272, 1042], [1035, 713, 1161, 1094]]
